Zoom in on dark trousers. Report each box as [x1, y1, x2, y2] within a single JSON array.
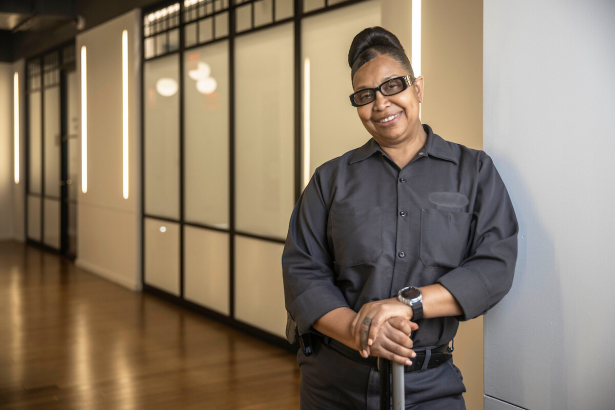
[[297, 337, 466, 410]]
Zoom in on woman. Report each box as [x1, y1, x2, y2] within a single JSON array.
[[282, 26, 518, 409]]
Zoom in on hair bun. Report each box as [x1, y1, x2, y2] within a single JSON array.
[[348, 26, 405, 69]]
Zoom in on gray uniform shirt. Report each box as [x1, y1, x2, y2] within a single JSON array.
[[282, 123, 519, 348]]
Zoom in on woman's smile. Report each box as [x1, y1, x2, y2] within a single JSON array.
[[374, 111, 402, 127]]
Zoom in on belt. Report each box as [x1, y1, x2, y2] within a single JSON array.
[[316, 334, 452, 373]]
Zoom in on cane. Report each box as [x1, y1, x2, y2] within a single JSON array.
[[379, 358, 404, 410], [380, 324, 416, 410]]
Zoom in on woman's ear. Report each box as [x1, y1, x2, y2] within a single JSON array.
[[413, 75, 424, 103]]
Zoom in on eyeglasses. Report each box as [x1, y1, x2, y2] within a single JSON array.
[[349, 75, 414, 107]]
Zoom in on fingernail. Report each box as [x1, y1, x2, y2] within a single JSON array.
[[412, 352, 416, 358], [368, 339, 373, 346], [406, 359, 412, 365]]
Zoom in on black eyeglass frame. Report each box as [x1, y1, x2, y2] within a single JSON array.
[[349, 74, 414, 107]]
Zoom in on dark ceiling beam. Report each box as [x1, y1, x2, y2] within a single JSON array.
[[9, 0, 162, 61]]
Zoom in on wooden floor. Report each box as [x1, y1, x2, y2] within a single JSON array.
[[0, 241, 301, 410]]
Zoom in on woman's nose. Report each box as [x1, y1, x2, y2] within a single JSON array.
[[373, 90, 390, 110]]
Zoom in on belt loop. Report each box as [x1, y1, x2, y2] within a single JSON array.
[[421, 347, 432, 371], [323, 335, 331, 345]]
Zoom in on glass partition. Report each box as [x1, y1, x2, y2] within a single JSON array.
[[26, 47, 75, 252], [28, 91, 42, 195], [184, 41, 229, 228], [145, 217, 180, 295], [184, 226, 229, 315], [235, 23, 295, 239], [144, 55, 180, 219], [234, 236, 286, 338], [44, 86, 61, 198], [140, 0, 382, 344]]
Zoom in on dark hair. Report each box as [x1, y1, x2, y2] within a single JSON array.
[[348, 26, 415, 84]]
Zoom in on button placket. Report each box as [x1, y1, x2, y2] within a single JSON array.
[[391, 169, 412, 297]]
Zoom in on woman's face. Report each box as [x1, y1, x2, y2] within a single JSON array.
[[351, 54, 424, 145]]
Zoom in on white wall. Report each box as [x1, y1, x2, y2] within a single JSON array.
[[75, 9, 142, 290], [483, 1, 615, 409], [12, 60, 26, 242], [0, 63, 14, 240]]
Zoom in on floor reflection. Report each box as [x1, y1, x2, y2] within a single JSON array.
[[0, 241, 300, 409]]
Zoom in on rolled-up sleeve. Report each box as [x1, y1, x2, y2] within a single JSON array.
[[437, 152, 519, 321], [282, 166, 349, 337]]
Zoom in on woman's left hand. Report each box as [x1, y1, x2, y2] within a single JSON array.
[[350, 297, 417, 357]]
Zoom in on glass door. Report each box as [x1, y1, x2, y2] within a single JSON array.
[[26, 43, 77, 258], [62, 68, 79, 257]]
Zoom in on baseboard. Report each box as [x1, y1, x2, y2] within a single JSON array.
[[484, 395, 528, 410], [75, 258, 141, 291]]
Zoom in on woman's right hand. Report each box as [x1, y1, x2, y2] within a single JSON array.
[[354, 317, 418, 366]]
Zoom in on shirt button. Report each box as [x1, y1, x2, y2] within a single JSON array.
[[400, 211, 407, 217], [399, 178, 406, 183], [419, 152, 424, 156], [398, 252, 405, 258]]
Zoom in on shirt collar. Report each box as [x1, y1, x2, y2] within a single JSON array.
[[348, 123, 459, 165]]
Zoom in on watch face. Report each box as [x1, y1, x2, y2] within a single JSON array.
[[401, 287, 421, 300]]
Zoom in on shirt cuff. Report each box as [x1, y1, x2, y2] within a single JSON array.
[[289, 284, 349, 335], [436, 266, 490, 321]]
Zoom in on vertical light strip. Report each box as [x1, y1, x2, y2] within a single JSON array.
[[81, 45, 88, 194], [14, 72, 19, 184], [412, 0, 421, 119], [122, 30, 129, 199], [303, 58, 311, 190]]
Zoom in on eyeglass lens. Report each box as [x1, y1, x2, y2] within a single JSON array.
[[353, 78, 405, 105]]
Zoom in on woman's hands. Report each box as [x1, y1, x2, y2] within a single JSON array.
[[363, 317, 418, 366], [350, 297, 416, 357]]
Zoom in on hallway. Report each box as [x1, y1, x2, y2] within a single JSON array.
[[0, 241, 300, 409]]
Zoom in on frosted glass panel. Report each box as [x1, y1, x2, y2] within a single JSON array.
[[275, 0, 294, 20], [236, 4, 251, 32], [144, 55, 180, 219], [29, 91, 42, 194], [302, 0, 381, 179], [215, 11, 228, 37], [44, 198, 61, 249], [235, 23, 294, 239], [27, 195, 41, 241], [67, 71, 79, 202], [44, 86, 61, 198], [198, 18, 213, 43], [234, 236, 286, 337], [185, 23, 197, 47], [184, 226, 229, 315], [304, 0, 324, 13], [254, 0, 273, 27], [144, 218, 180, 295], [184, 42, 229, 228]]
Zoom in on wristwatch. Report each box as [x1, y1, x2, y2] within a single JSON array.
[[398, 286, 423, 321]]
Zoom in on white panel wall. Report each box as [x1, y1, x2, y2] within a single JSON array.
[[302, 0, 381, 177], [0, 63, 14, 240], [484, 1, 615, 409], [75, 10, 142, 290], [12, 60, 26, 242]]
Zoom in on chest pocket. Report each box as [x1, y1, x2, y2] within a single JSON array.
[[420, 208, 472, 268], [329, 206, 382, 268]]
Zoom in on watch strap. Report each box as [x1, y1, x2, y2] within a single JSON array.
[[411, 299, 423, 321]]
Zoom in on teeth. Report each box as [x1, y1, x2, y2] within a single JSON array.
[[379, 112, 399, 123]]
